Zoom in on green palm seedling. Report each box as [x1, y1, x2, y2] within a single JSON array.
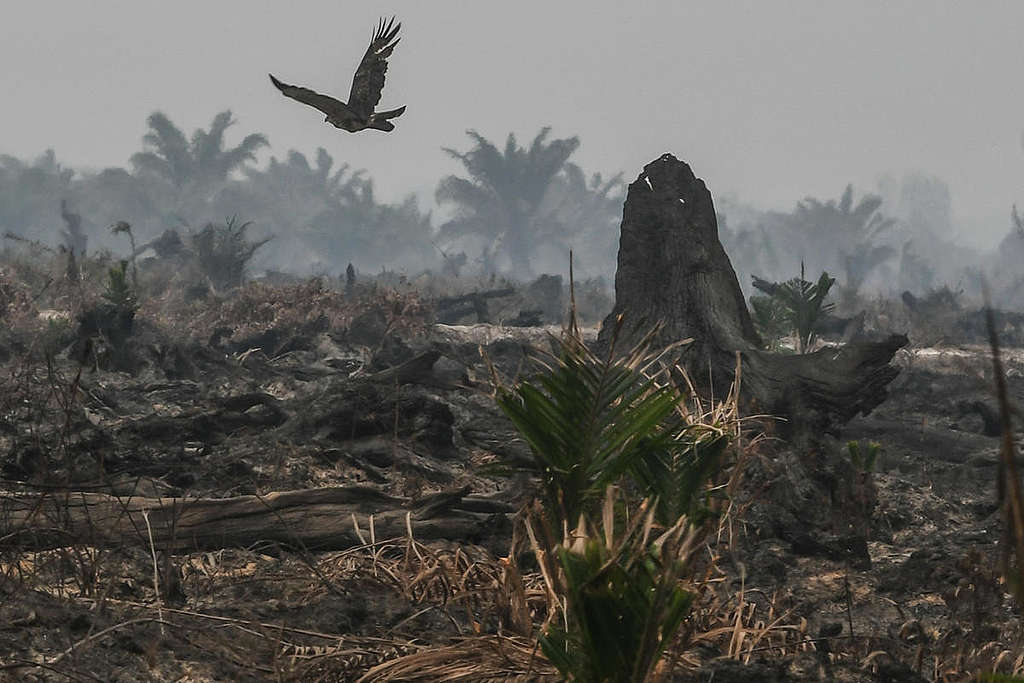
[[110, 221, 140, 290], [538, 492, 699, 683], [749, 293, 789, 352], [192, 216, 271, 292], [77, 259, 139, 349], [494, 316, 686, 528], [495, 309, 740, 681], [102, 260, 138, 314], [846, 440, 881, 473], [771, 263, 836, 353], [629, 361, 738, 527], [632, 420, 733, 527]]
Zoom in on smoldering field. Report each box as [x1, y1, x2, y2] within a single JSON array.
[[4, 63, 1024, 683]]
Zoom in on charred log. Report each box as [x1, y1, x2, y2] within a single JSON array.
[[0, 485, 512, 552], [435, 288, 516, 324]]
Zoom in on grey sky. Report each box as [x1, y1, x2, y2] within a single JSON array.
[[3, 1, 1023, 245]]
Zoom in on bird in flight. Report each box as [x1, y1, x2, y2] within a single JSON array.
[[269, 17, 406, 133]]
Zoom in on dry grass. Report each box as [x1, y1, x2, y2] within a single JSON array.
[[355, 634, 558, 682], [141, 277, 431, 348]]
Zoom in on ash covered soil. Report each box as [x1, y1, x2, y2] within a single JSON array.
[[0, 297, 1021, 681]]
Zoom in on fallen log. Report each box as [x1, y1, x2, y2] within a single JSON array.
[[0, 485, 512, 552], [435, 288, 516, 324], [598, 154, 907, 437]]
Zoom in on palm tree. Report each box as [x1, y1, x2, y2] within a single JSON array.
[[794, 185, 894, 269], [841, 242, 896, 306], [496, 321, 734, 682], [247, 148, 364, 207], [74, 168, 158, 237], [131, 111, 268, 222], [238, 148, 434, 273], [130, 112, 192, 188], [759, 185, 895, 304], [437, 128, 622, 278], [538, 163, 624, 275], [0, 150, 75, 238], [240, 148, 366, 238]]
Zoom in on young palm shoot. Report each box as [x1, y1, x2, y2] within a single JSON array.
[[771, 263, 836, 353], [539, 492, 700, 683], [494, 316, 685, 528]]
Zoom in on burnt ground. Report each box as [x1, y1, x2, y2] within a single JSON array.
[[711, 344, 1024, 682], [1, 304, 1023, 681]]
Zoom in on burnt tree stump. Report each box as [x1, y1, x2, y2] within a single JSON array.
[[598, 154, 906, 436]]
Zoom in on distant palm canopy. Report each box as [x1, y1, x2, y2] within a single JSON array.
[[269, 17, 406, 133], [436, 129, 625, 278]]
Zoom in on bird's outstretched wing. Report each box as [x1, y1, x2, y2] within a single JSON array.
[[269, 74, 355, 120], [348, 17, 401, 119]]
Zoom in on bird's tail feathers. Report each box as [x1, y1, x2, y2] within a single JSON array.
[[377, 105, 406, 120], [368, 119, 396, 132], [368, 106, 405, 131]]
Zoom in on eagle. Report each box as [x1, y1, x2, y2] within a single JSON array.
[[269, 17, 406, 133]]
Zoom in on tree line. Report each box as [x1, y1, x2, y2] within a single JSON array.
[[0, 112, 625, 281], [5, 109, 1012, 309]]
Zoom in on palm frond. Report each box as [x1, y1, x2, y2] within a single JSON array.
[[838, 184, 854, 214], [314, 147, 333, 184], [191, 110, 235, 174], [137, 111, 192, 185], [435, 176, 501, 219], [495, 321, 688, 526], [129, 152, 174, 184], [218, 132, 269, 178], [851, 194, 883, 225], [538, 491, 702, 683]]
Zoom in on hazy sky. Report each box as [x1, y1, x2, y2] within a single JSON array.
[[3, 1, 1023, 245]]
